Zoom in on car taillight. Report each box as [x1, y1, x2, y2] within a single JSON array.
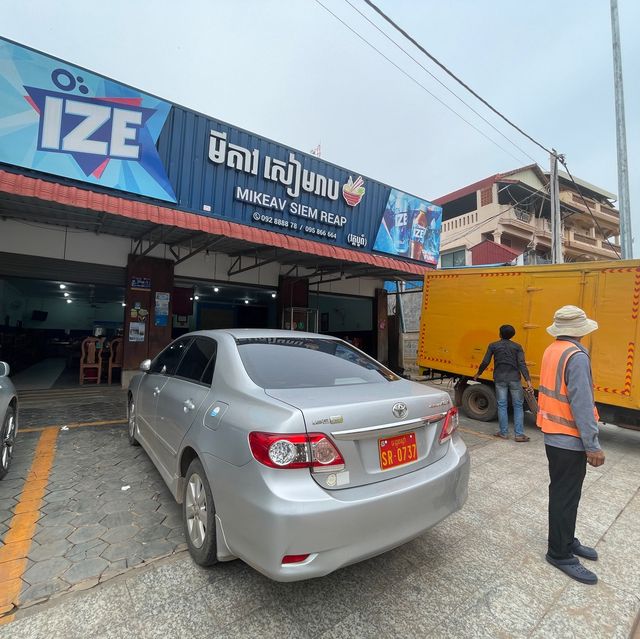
[[439, 407, 459, 443], [249, 432, 345, 471], [282, 554, 310, 564]]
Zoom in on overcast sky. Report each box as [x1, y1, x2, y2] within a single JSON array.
[[2, 0, 638, 255]]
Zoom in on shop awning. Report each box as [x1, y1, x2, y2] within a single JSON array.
[[0, 169, 429, 281]]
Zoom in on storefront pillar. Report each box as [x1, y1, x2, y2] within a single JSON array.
[[375, 287, 388, 365], [122, 255, 174, 386]]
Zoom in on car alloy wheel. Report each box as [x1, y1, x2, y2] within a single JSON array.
[[185, 473, 207, 549], [0, 408, 16, 479], [182, 458, 218, 566], [128, 398, 140, 446]]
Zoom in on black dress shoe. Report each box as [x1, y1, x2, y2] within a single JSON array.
[[546, 554, 598, 584], [570, 539, 598, 561]]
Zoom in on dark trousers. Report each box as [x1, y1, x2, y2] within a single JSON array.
[[546, 444, 587, 560]]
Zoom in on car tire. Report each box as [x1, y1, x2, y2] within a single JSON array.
[[128, 396, 140, 446], [461, 383, 498, 422], [0, 406, 17, 481], [183, 458, 218, 566]]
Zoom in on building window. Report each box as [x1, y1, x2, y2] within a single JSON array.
[[441, 249, 466, 268], [480, 187, 493, 207]]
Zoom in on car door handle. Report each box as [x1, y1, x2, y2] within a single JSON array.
[[153, 386, 161, 397], [183, 399, 196, 413]]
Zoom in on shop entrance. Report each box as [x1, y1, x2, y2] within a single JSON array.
[[311, 292, 375, 355], [172, 279, 278, 337], [0, 275, 126, 390]]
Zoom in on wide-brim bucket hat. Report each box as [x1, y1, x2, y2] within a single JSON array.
[[547, 305, 598, 337]]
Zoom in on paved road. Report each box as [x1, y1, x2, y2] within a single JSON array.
[[1, 387, 639, 637]]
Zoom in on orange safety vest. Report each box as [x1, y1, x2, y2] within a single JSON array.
[[536, 340, 599, 437]]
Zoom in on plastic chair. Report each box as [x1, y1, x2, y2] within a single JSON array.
[[79, 337, 101, 385], [108, 338, 123, 385]]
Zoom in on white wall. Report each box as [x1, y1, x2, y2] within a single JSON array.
[[0, 219, 132, 266], [0, 218, 384, 298]]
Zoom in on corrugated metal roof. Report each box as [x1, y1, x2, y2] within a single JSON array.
[[433, 164, 546, 206], [0, 169, 429, 279], [470, 239, 520, 265]]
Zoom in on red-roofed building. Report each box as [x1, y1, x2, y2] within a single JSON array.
[[469, 240, 519, 266], [0, 37, 444, 384], [435, 165, 621, 268]]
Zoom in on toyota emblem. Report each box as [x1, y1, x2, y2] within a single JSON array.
[[392, 402, 408, 419]]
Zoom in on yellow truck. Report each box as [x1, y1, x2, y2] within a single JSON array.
[[416, 259, 640, 429]]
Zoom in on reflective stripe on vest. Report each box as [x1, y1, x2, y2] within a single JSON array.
[[536, 340, 582, 437]]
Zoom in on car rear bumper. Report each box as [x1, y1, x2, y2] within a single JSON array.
[[203, 434, 470, 581]]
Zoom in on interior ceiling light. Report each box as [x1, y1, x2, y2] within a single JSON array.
[[59, 283, 66, 289], [213, 287, 219, 293], [66, 299, 72, 304], [194, 295, 200, 301], [271, 292, 277, 298], [121, 302, 126, 307], [190, 297, 193, 301], [244, 299, 249, 304], [63, 292, 69, 297]]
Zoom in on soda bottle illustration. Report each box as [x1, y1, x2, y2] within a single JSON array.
[[391, 200, 409, 255], [410, 203, 428, 260], [423, 205, 441, 262]]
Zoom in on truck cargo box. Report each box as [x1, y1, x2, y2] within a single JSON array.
[[417, 260, 640, 428]]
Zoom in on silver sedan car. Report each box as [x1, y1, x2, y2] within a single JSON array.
[[128, 330, 469, 581], [0, 361, 18, 481]]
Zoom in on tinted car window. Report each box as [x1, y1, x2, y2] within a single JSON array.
[[200, 346, 218, 386], [175, 338, 217, 384], [150, 338, 192, 375], [236, 338, 399, 389]]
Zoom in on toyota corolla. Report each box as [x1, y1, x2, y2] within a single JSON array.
[[127, 329, 469, 581]]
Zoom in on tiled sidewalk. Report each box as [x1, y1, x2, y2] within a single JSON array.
[[0, 425, 184, 617], [2, 417, 638, 638]]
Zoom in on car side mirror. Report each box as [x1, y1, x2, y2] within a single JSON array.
[[140, 359, 151, 372], [0, 361, 9, 377]]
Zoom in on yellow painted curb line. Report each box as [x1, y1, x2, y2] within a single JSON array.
[[0, 427, 59, 623]]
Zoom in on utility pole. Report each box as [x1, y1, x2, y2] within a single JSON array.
[[610, 0, 633, 258], [549, 151, 564, 264]]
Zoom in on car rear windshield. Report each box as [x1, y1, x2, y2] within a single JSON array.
[[235, 337, 399, 388]]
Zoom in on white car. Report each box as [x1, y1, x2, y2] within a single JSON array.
[[0, 361, 18, 480], [128, 330, 469, 581]]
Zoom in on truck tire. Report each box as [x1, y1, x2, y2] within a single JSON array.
[[462, 383, 498, 422]]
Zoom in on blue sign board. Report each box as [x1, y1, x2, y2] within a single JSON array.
[[0, 38, 175, 202], [0, 37, 442, 265]]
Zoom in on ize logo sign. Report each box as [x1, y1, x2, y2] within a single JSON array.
[[41, 94, 143, 160], [24, 68, 161, 179]]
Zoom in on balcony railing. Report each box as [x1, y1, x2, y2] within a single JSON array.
[[513, 208, 531, 223], [602, 240, 621, 252], [573, 233, 597, 246]]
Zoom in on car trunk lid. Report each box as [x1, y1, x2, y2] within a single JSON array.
[[265, 382, 452, 490]]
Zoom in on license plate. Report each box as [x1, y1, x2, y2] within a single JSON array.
[[378, 432, 417, 471]]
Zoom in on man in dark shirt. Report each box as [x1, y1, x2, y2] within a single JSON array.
[[474, 324, 533, 441]]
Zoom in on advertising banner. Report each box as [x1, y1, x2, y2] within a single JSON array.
[[372, 189, 442, 264], [157, 112, 442, 265], [0, 37, 442, 265], [0, 38, 176, 202]]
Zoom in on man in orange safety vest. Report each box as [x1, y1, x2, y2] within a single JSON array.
[[537, 305, 605, 585]]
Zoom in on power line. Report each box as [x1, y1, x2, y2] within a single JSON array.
[[312, 0, 530, 164], [342, 0, 539, 164], [558, 158, 621, 258], [362, 0, 555, 158]]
